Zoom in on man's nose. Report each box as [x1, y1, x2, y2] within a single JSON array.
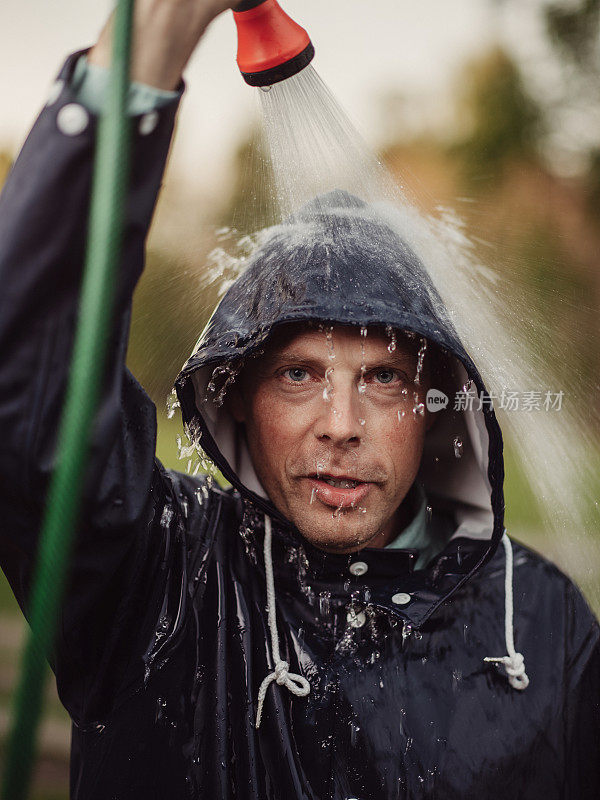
[[313, 384, 363, 446]]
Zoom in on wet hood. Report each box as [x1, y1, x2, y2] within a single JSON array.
[[175, 190, 505, 598]]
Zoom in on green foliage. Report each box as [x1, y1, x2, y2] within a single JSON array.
[[585, 147, 600, 222], [0, 571, 19, 615], [453, 48, 544, 187], [503, 437, 543, 529]]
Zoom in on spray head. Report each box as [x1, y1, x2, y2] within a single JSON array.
[[233, 0, 315, 87]]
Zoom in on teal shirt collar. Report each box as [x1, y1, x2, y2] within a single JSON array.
[[385, 482, 448, 569]]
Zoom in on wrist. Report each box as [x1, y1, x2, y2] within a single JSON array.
[[89, 2, 221, 91]]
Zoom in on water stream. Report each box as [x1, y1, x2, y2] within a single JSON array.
[[195, 61, 600, 609]]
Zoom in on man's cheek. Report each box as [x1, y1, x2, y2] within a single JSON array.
[[260, 402, 305, 443]]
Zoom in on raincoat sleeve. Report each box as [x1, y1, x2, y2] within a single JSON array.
[[0, 52, 184, 718], [564, 581, 600, 797]]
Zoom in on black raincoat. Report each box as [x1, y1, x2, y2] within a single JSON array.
[[1, 53, 599, 799]]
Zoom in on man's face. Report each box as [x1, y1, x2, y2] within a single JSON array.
[[230, 324, 434, 554]]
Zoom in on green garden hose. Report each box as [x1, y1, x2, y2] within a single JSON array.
[[1, 1, 135, 797]]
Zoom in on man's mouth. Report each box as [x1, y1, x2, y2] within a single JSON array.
[[305, 474, 374, 509], [322, 477, 360, 489]]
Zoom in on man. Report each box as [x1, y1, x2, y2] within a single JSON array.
[[0, 1, 598, 798]]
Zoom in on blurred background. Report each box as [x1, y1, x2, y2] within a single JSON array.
[[1, 0, 599, 796]]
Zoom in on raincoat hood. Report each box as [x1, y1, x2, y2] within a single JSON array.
[[175, 190, 505, 623]]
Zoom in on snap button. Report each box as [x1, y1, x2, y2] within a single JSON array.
[[346, 608, 366, 628], [349, 561, 368, 576], [139, 111, 159, 136], [46, 79, 64, 107], [392, 592, 411, 606], [57, 103, 89, 136]]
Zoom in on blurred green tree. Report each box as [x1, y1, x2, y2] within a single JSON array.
[[452, 47, 543, 187]]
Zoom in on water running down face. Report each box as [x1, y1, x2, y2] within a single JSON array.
[[229, 324, 436, 554]]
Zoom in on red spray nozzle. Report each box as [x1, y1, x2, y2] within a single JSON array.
[[233, 0, 315, 87]]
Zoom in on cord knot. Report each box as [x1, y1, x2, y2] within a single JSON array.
[[503, 652, 529, 690], [274, 660, 290, 684]]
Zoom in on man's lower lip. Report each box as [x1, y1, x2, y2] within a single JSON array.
[[306, 478, 372, 508]]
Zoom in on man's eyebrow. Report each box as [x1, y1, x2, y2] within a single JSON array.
[[267, 351, 325, 367], [266, 350, 417, 368]]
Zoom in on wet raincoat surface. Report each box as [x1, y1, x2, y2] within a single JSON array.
[[1, 53, 599, 800]]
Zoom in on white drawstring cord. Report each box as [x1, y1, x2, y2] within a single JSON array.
[[255, 515, 311, 729], [484, 531, 529, 690]]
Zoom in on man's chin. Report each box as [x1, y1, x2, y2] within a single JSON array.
[[290, 507, 383, 554]]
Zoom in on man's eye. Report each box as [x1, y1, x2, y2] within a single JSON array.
[[374, 369, 397, 384], [284, 368, 309, 382]]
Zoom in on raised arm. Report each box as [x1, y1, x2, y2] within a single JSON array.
[[0, 0, 234, 720]]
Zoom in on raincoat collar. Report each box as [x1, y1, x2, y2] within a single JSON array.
[[235, 498, 484, 628]]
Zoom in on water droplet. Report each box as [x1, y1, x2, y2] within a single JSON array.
[[158, 614, 171, 631], [166, 389, 180, 419], [155, 696, 167, 722], [386, 325, 397, 352], [413, 391, 425, 416], [206, 363, 240, 407], [325, 326, 336, 360], [402, 621, 412, 643], [453, 436, 463, 458], [259, 85, 272, 93], [318, 591, 331, 616], [358, 326, 367, 395], [358, 417, 366, 426], [323, 366, 334, 401], [414, 337, 428, 385]]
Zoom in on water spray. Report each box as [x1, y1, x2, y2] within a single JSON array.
[[233, 0, 314, 87]]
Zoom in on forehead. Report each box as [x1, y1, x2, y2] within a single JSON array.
[[260, 323, 417, 361]]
